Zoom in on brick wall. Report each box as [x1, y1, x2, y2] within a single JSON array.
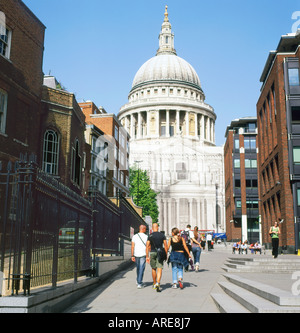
[[0, 0, 45, 165], [257, 53, 298, 250]]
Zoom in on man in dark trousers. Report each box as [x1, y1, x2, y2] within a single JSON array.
[[146, 223, 168, 292]]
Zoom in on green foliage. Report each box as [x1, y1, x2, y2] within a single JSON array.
[[129, 167, 159, 223]]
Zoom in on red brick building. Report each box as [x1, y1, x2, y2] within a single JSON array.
[[257, 31, 300, 254], [41, 76, 90, 195], [0, 0, 45, 166], [79, 102, 130, 197], [224, 117, 259, 243]]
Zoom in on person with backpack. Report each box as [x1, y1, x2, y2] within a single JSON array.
[[131, 224, 148, 289], [181, 225, 193, 271], [146, 223, 168, 292]]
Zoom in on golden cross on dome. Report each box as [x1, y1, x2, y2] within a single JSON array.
[[164, 5, 169, 22]]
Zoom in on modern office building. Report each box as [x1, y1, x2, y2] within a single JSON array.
[[257, 30, 300, 253], [224, 117, 260, 243]]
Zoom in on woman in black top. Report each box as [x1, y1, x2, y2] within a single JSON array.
[[167, 227, 191, 289]]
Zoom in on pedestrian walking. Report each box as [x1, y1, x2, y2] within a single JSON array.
[[181, 224, 193, 271], [206, 232, 212, 250], [146, 223, 168, 292], [191, 226, 202, 271], [201, 236, 206, 250], [167, 227, 191, 289], [269, 219, 281, 258], [131, 224, 148, 288]]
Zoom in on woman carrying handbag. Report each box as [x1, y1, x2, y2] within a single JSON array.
[[167, 227, 192, 289]]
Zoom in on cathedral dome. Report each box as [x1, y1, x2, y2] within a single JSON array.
[[131, 54, 202, 91]]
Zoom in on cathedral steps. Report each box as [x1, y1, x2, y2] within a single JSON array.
[[221, 256, 300, 273], [211, 274, 300, 313]]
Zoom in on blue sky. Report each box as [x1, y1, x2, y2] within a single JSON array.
[[23, 0, 300, 146]]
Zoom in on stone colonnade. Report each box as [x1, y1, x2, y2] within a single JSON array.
[[121, 109, 215, 142], [158, 196, 216, 235]]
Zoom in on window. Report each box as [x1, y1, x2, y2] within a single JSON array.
[[246, 201, 259, 209], [246, 179, 258, 188], [288, 68, 300, 86], [297, 189, 300, 206], [245, 159, 257, 168], [0, 89, 7, 133], [244, 136, 256, 151], [234, 159, 240, 168], [0, 24, 11, 59], [234, 179, 241, 188], [42, 130, 59, 175], [248, 123, 256, 132], [234, 139, 239, 150], [293, 147, 300, 164], [291, 107, 300, 122], [114, 125, 119, 141], [236, 200, 241, 209]]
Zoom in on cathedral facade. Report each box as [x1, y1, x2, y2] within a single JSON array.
[[118, 7, 225, 236]]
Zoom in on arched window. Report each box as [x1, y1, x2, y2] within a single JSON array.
[[42, 130, 59, 175]]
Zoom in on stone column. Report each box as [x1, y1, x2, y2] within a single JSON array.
[[176, 110, 180, 135], [166, 110, 170, 137], [206, 117, 209, 140], [185, 111, 189, 136], [156, 110, 160, 137], [147, 111, 151, 138], [176, 198, 180, 229], [201, 115, 205, 140], [194, 113, 198, 138], [137, 112, 142, 139], [125, 116, 129, 135], [197, 199, 201, 229], [167, 198, 172, 236], [130, 114, 134, 138], [202, 199, 207, 230], [163, 199, 168, 234]]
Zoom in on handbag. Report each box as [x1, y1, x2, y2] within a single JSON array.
[[150, 235, 167, 262], [156, 247, 167, 262]]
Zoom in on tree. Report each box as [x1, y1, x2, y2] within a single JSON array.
[[129, 167, 159, 223]]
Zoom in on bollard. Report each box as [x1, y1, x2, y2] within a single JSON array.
[[298, 249, 300, 256]]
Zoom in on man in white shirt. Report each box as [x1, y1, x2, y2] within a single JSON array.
[[131, 224, 148, 288], [206, 233, 212, 250]]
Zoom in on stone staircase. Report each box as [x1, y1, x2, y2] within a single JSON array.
[[211, 274, 300, 313], [222, 256, 300, 273], [211, 255, 300, 313]]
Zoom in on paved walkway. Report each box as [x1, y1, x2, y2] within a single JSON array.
[[64, 250, 231, 313], [63, 248, 298, 313]]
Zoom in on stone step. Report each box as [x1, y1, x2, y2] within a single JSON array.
[[222, 264, 299, 273], [223, 274, 300, 306], [227, 260, 300, 267], [225, 262, 300, 269], [228, 257, 300, 263], [218, 281, 300, 313], [210, 292, 250, 313]]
